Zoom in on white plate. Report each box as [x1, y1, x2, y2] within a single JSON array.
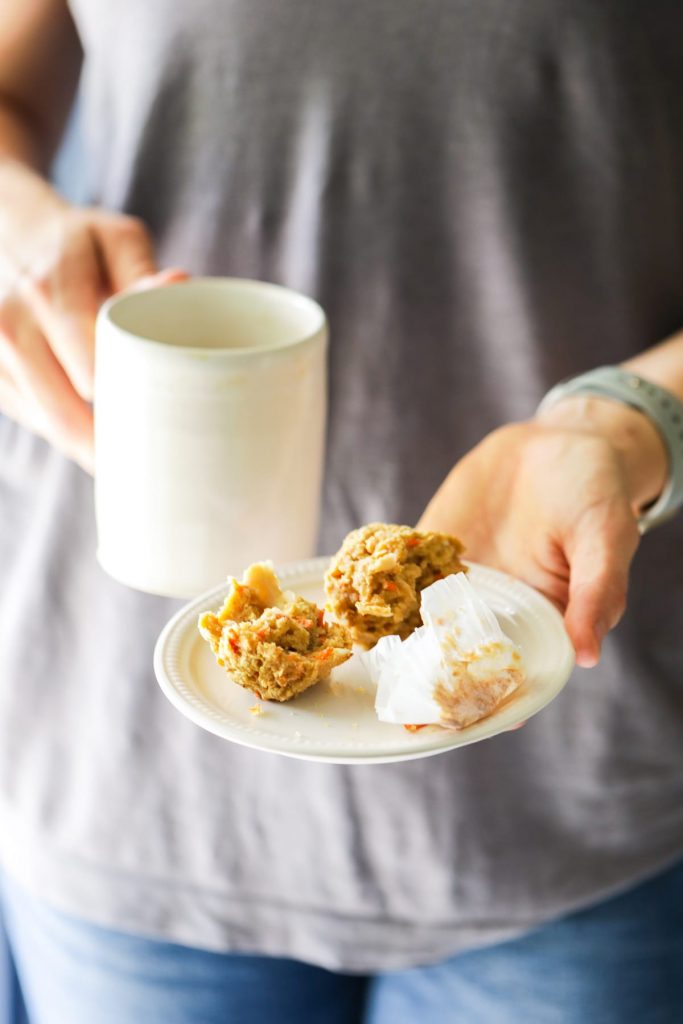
[[154, 558, 574, 764]]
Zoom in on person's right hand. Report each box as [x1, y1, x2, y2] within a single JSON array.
[[0, 163, 185, 473]]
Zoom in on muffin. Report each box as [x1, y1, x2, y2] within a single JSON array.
[[199, 562, 353, 701], [325, 523, 466, 648]]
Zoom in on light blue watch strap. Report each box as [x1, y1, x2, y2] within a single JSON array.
[[537, 366, 683, 533]]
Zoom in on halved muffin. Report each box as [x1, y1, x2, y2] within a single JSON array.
[[199, 562, 352, 701]]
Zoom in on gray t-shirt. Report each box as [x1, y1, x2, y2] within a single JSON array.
[[0, 0, 682, 971]]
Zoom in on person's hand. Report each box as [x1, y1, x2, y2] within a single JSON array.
[[417, 398, 668, 666], [0, 162, 186, 472]]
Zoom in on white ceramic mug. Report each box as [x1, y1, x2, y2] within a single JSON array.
[[94, 278, 327, 598]]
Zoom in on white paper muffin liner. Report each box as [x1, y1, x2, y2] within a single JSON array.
[[360, 572, 524, 729]]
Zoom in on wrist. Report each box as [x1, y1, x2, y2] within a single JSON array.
[[0, 158, 66, 223], [0, 160, 69, 279], [536, 395, 668, 512]]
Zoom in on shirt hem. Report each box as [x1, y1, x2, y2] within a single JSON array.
[[1, 809, 683, 972]]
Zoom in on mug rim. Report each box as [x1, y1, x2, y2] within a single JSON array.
[[97, 276, 327, 358]]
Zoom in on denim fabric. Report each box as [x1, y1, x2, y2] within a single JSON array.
[[365, 860, 683, 1024], [0, 909, 27, 1024], [2, 860, 682, 1024]]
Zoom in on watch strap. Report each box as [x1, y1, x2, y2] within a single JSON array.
[[537, 366, 683, 532]]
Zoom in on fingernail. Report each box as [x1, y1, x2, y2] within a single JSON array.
[[576, 650, 599, 669], [154, 268, 190, 285], [129, 269, 189, 293], [576, 626, 605, 668]]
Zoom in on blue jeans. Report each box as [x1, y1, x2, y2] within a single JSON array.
[[1, 861, 681, 1024], [0, 906, 27, 1024]]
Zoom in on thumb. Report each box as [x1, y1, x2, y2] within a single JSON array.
[[563, 502, 639, 668], [93, 213, 158, 293], [127, 268, 190, 293]]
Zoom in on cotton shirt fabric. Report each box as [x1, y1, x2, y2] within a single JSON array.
[[0, 0, 682, 971]]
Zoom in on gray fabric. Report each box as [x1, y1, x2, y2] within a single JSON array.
[[0, 0, 682, 971]]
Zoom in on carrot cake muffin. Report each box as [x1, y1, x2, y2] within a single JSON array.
[[325, 523, 466, 648], [199, 562, 353, 701]]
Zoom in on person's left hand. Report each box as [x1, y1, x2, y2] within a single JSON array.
[[417, 402, 667, 667]]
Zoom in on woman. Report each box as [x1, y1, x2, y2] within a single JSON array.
[[0, 1, 682, 1021]]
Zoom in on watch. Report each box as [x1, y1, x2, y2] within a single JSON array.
[[537, 365, 683, 533]]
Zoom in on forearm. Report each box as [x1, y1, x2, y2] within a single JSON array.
[[0, 0, 82, 173], [0, 100, 46, 169], [623, 329, 683, 401]]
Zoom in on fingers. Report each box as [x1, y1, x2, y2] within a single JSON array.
[[563, 502, 639, 668], [128, 267, 190, 292], [0, 297, 94, 472], [93, 213, 189, 295], [19, 222, 104, 401], [0, 204, 186, 472], [92, 213, 158, 292]]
